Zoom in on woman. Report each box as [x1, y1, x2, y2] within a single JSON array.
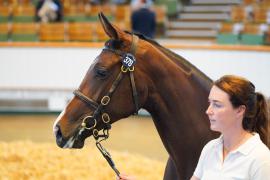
[[191, 75, 270, 180], [118, 75, 270, 180]]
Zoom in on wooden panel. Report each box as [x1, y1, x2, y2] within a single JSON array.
[[11, 23, 38, 34], [85, 5, 101, 17], [68, 22, 94, 41], [0, 6, 11, 16], [101, 4, 113, 17], [12, 4, 35, 16], [64, 4, 85, 16], [0, 23, 9, 33], [219, 23, 234, 33], [15, 0, 32, 5], [0, 0, 15, 5], [114, 5, 130, 22], [261, 0, 270, 7], [39, 23, 65, 41], [231, 6, 245, 22], [243, 23, 260, 34], [243, 0, 257, 4], [95, 22, 108, 42], [114, 21, 127, 30], [253, 7, 268, 23]]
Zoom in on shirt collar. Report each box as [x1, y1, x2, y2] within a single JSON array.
[[214, 133, 260, 156], [214, 135, 224, 157], [235, 133, 260, 155]]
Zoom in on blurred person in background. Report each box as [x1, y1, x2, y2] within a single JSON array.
[[36, 0, 62, 23], [131, 0, 153, 11], [131, 0, 156, 38]]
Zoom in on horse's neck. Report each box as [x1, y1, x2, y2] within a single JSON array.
[[144, 70, 212, 149], [142, 49, 216, 178]]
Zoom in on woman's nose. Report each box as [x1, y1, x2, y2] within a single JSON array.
[[205, 105, 212, 115]]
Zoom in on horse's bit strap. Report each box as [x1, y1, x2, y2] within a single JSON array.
[[73, 34, 139, 177]]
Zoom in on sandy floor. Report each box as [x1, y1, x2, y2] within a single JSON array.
[[0, 114, 168, 161], [0, 141, 166, 180]]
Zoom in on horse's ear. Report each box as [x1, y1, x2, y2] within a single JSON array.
[[98, 12, 119, 39]]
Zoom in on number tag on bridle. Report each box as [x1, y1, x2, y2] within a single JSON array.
[[122, 53, 136, 68]]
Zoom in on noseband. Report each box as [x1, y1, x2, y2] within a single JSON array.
[[73, 34, 140, 177]]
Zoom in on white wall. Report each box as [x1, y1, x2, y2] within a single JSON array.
[[173, 49, 270, 97], [0, 47, 100, 89], [1, 47, 270, 97]]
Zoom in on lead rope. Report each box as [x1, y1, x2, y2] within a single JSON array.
[[94, 128, 120, 177], [96, 142, 120, 176]]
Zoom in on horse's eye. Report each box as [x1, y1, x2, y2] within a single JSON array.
[[95, 68, 108, 79]]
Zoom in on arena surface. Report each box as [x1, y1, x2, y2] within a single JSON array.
[[0, 114, 168, 179]]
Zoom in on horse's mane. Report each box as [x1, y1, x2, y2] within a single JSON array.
[[127, 31, 213, 89]]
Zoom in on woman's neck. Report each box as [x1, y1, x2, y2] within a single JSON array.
[[222, 129, 253, 159]]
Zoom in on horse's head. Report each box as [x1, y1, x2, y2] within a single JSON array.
[[53, 13, 150, 149]]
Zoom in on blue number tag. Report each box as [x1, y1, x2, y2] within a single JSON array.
[[122, 53, 136, 68]]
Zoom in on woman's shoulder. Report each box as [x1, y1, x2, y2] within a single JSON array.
[[248, 135, 270, 178], [249, 134, 270, 164], [202, 136, 223, 152], [206, 135, 222, 147], [251, 141, 270, 160]]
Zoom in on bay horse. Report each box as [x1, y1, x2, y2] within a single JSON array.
[[53, 13, 218, 180]]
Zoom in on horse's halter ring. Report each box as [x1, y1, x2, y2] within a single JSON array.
[[73, 34, 140, 177]]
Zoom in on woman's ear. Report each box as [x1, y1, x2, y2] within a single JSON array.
[[237, 105, 246, 118]]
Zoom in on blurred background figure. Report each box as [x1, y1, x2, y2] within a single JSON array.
[[131, 0, 156, 38], [131, 0, 153, 11], [36, 0, 63, 23]]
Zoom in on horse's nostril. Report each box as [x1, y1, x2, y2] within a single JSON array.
[[54, 125, 62, 139]]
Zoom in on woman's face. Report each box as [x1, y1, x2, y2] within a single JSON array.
[[206, 85, 243, 133]]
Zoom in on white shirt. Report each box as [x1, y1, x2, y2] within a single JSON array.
[[194, 133, 270, 180]]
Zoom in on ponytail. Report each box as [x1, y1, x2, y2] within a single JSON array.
[[253, 93, 269, 146]]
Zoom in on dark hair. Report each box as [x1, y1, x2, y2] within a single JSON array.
[[214, 75, 269, 145]]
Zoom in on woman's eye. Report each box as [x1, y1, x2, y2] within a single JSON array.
[[95, 68, 108, 79], [213, 103, 221, 108]]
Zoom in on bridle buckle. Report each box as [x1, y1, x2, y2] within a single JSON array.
[[101, 96, 110, 106], [102, 113, 110, 123], [121, 65, 135, 73]]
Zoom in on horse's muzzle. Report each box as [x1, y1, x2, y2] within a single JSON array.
[[54, 124, 84, 149]]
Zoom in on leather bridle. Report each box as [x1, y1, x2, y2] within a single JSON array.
[[73, 34, 140, 177]]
